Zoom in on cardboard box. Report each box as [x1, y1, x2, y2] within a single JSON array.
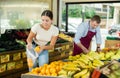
[[105, 40, 120, 47]]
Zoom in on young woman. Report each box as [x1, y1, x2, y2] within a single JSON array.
[[26, 10, 59, 71]]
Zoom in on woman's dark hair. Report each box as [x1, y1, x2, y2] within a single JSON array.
[[41, 10, 53, 20], [91, 15, 101, 24]]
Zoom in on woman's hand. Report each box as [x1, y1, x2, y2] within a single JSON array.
[[35, 46, 44, 54], [26, 43, 32, 49], [39, 46, 44, 52]]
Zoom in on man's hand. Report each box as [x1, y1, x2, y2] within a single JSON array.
[[96, 47, 101, 52], [77, 43, 89, 54], [82, 47, 89, 54]]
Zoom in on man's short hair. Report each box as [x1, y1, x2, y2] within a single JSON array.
[[91, 15, 101, 24]]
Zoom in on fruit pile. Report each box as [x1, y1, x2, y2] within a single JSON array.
[[58, 51, 105, 78], [58, 49, 120, 78], [101, 48, 120, 60], [58, 33, 73, 42], [28, 60, 71, 76], [101, 60, 120, 78], [27, 49, 120, 78]]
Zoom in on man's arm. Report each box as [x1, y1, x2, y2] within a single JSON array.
[[76, 42, 89, 53], [74, 23, 89, 53], [95, 26, 102, 52]]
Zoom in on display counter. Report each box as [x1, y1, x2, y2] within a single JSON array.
[[0, 49, 28, 78], [0, 42, 73, 78]]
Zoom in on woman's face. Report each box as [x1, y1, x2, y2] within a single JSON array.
[[90, 21, 99, 29], [41, 16, 53, 30]]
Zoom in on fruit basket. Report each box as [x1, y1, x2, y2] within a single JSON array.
[[100, 60, 120, 78]]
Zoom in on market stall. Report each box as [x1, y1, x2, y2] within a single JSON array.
[[21, 40, 120, 78], [0, 30, 73, 78]]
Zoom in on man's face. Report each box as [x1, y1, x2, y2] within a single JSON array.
[[90, 21, 99, 29]]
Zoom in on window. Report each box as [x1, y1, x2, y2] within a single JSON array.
[[60, 1, 120, 33], [0, 0, 52, 34]]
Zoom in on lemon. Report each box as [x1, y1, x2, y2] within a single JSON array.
[[34, 46, 40, 52]]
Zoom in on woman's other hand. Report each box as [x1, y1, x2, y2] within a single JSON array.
[[26, 43, 32, 49], [34, 46, 43, 53]]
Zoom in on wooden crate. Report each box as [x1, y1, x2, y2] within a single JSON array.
[[0, 54, 10, 63], [105, 40, 120, 47], [0, 64, 6, 73], [22, 51, 27, 58], [13, 52, 21, 61], [49, 43, 73, 62], [15, 60, 23, 69], [7, 62, 15, 70]]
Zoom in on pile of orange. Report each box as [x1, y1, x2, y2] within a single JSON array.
[[29, 60, 69, 76]]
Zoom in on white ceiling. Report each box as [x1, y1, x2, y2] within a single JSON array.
[[62, 0, 120, 3]]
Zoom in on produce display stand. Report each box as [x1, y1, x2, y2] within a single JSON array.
[[49, 42, 73, 62], [0, 49, 28, 78], [0, 41, 73, 78], [21, 74, 64, 78], [22, 48, 120, 78]]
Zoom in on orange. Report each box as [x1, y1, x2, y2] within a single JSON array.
[[34, 46, 41, 52], [51, 72, 57, 76], [34, 67, 40, 73], [50, 67, 56, 74], [43, 64, 48, 68], [39, 66, 42, 70], [46, 68, 50, 74], [56, 66, 60, 72], [59, 62, 64, 67], [50, 63, 56, 68], [47, 65, 51, 69], [46, 72, 51, 76], [32, 71, 38, 75], [40, 68, 46, 75], [38, 73, 42, 76], [31, 68, 36, 73], [59, 65, 63, 70]]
